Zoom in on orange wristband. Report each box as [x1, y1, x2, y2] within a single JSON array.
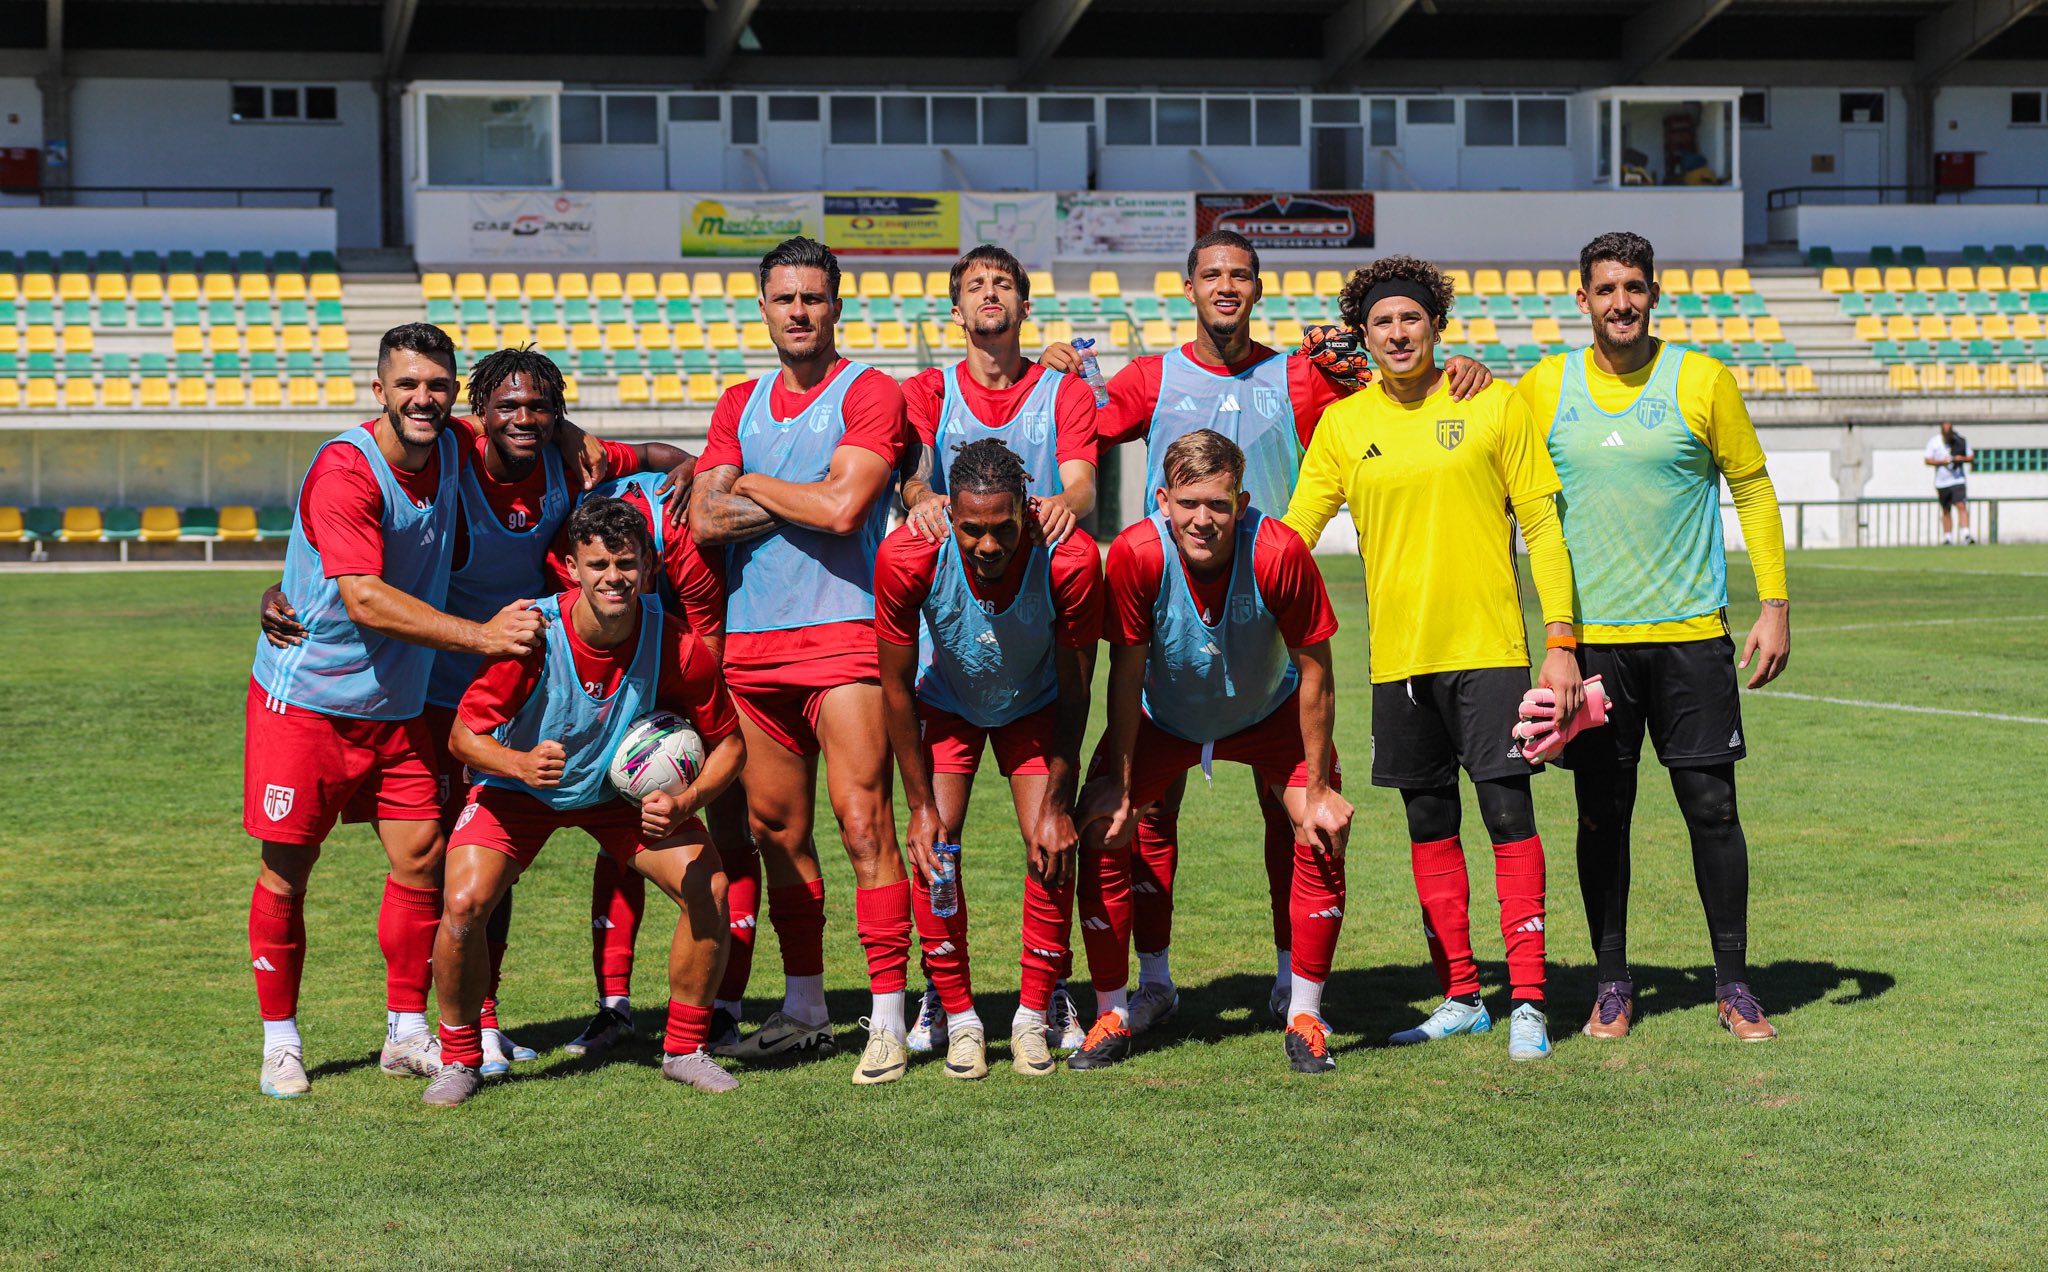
[[1545, 634, 1578, 650]]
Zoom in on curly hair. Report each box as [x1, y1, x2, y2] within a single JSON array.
[[947, 437, 1032, 502], [1579, 230, 1655, 287], [1338, 255, 1455, 334], [563, 496, 653, 565], [465, 345, 566, 419]]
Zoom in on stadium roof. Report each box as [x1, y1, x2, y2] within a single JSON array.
[[2, 0, 2044, 85]]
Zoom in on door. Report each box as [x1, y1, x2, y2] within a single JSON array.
[[1841, 127, 1884, 200], [1395, 98, 1459, 189], [1312, 125, 1364, 188], [1037, 122, 1093, 190]]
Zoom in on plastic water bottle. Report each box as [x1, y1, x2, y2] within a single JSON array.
[[1072, 337, 1110, 407], [929, 841, 961, 918]]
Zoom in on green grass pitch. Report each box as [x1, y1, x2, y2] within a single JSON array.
[[2, 547, 2045, 1269]]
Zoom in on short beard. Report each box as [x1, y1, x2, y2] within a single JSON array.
[[775, 334, 833, 366], [1595, 318, 1647, 353], [972, 311, 1016, 338], [387, 403, 447, 449]]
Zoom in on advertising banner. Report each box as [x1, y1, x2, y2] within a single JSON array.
[[825, 192, 959, 256], [1055, 191, 1193, 257], [465, 191, 598, 260], [1193, 191, 1375, 250], [957, 191, 1057, 268], [679, 193, 822, 257]]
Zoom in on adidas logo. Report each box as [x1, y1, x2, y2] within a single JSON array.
[[1362, 443, 1383, 459], [1173, 395, 1200, 411], [1507, 743, 1522, 758], [928, 940, 958, 956], [1081, 916, 1111, 931], [592, 917, 615, 930], [1561, 406, 1580, 422], [1601, 431, 1625, 448], [252, 956, 278, 972], [1514, 917, 1545, 935], [1200, 641, 1222, 655], [1219, 393, 1241, 412], [1729, 729, 1743, 747], [1308, 906, 1344, 920], [1028, 946, 1063, 959], [1133, 881, 1161, 894], [731, 916, 756, 931], [975, 630, 1000, 645]]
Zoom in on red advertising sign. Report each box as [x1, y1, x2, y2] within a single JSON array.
[[1193, 192, 1374, 250]]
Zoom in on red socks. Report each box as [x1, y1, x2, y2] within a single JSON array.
[[664, 1000, 713, 1055], [855, 879, 912, 995], [1130, 808, 1178, 954], [718, 834, 762, 1003], [438, 1021, 483, 1069], [1017, 869, 1074, 1013], [377, 877, 441, 1014], [590, 852, 646, 999], [1078, 840, 1134, 995], [1287, 842, 1346, 982], [1411, 838, 1481, 998], [248, 884, 306, 1021], [1494, 834, 1548, 1003], [1260, 788, 1297, 953], [910, 861, 973, 1013], [767, 877, 827, 978]]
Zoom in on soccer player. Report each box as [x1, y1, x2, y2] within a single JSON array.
[[876, 439, 1103, 1078], [1070, 429, 1350, 1075], [690, 236, 917, 1085], [1926, 420, 1975, 545], [894, 242, 1100, 1049], [423, 497, 746, 1105], [1284, 255, 1580, 1063], [1513, 231, 1791, 1041], [1043, 230, 1491, 1037], [244, 323, 546, 1099]]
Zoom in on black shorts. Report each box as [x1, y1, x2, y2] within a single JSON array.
[[1371, 666, 1534, 789], [1560, 636, 1746, 771], [1937, 484, 1968, 512]]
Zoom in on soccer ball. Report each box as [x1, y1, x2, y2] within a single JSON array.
[[608, 710, 705, 802]]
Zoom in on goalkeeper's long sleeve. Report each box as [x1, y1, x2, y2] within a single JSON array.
[[1512, 493, 1576, 627], [1726, 468, 1789, 602]]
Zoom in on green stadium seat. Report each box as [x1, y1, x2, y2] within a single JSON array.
[[1934, 292, 1963, 315], [131, 250, 163, 274], [278, 300, 310, 326], [139, 353, 169, 376], [134, 300, 165, 327], [180, 506, 221, 539], [1997, 339, 2031, 360], [1839, 295, 1870, 317], [0, 250, 17, 272], [612, 348, 644, 375], [61, 299, 91, 325], [1806, 246, 1835, 267], [26, 300, 53, 325], [308, 251, 341, 275], [697, 297, 732, 324], [23, 250, 54, 273], [1453, 295, 1484, 319], [249, 352, 279, 375], [62, 353, 92, 376], [628, 298, 657, 323], [27, 353, 56, 378], [102, 352, 132, 376], [459, 298, 488, 324], [1902, 339, 1934, 362], [1738, 293, 1767, 317], [171, 301, 201, 325], [1962, 245, 1988, 266], [901, 297, 931, 322], [646, 348, 678, 374], [562, 298, 593, 325], [201, 251, 233, 274], [243, 300, 272, 326], [206, 300, 237, 325], [60, 250, 90, 274], [212, 353, 242, 374], [681, 349, 712, 374], [23, 506, 62, 541], [1934, 339, 1965, 361], [99, 301, 129, 328], [597, 297, 628, 324], [272, 251, 304, 275], [237, 250, 269, 274], [166, 251, 197, 274], [1965, 292, 1996, 314], [0, 353, 16, 376], [575, 349, 607, 376], [1512, 343, 1543, 366], [495, 298, 526, 324], [1989, 244, 2018, 265], [1968, 339, 1997, 360], [1869, 246, 1896, 266], [175, 352, 205, 376], [321, 351, 350, 373], [0, 300, 14, 324], [256, 506, 295, 540], [1901, 245, 1927, 266], [285, 351, 315, 374], [659, 298, 690, 323], [103, 506, 142, 541], [716, 349, 747, 373]]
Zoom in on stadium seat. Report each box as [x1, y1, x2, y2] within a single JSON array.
[[1917, 363, 1952, 391], [1911, 266, 1942, 292], [1655, 315, 1686, 341], [1946, 266, 1976, 292], [60, 506, 104, 542], [60, 378, 92, 408], [1886, 363, 1917, 391], [22, 506, 60, 541], [287, 378, 319, 406], [1984, 363, 2016, 392], [651, 373, 685, 405], [1086, 271, 1121, 299], [423, 273, 455, 301], [25, 379, 58, 409], [203, 505, 256, 542], [1692, 268, 1722, 295], [1469, 269, 1501, 296], [135, 505, 182, 543], [102, 506, 142, 541], [0, 506, 23, 542], [686, 372, 720, 402], [1977, 266, 2008, 293], [877, 322, 910, 350], [173, 506, 218, 540], [175, 378, 207, 407], [617, 374, 650, 405], [1953, 363, 1985, 392]]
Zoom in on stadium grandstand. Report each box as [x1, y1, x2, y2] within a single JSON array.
[[3, 0, 2047, 555]]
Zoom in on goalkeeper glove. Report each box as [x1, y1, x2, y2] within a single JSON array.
[[1297, 324, 1374, 389], [1512, 674, 1609, 765]]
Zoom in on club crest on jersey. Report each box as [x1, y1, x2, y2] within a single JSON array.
[[1253, 385, 1283, 421], [1229, 592, 1259, 624], [263, 784, 296, 822], [1638, 398, 1670, 430], [1437, 418, 1466, 450], [807, 404, 837, 433], [1013, 589, 1045, 626], [1021, 410, 1051, 446]]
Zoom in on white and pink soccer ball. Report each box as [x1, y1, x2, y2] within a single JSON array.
[[608, 710, 706, 802]]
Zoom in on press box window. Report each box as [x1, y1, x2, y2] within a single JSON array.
[[729, 96, 759, 143], [2013, 92, 2046, 126], [1840, 93, 1885, 124], [560, 95, 602, 145], [606, 96, 658, 145], [232, 84, 340, 124], [1741, 90, 1769, 128], [1256, 99, 1301, 146]]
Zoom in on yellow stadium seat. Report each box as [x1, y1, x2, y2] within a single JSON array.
[[647, 271, 684, 301], [1044, 319, 1074, 344], [26, 379, 57, 409], [561, 375, 578, 403], [1662, 267, 1691, 295], [877, 322, 911, 350], [94, 273, 127, 302], [690, 272, 724, 299], [246, 327, 278, 354], [177, 378, 208, 407], [1106, 319, 1132, 349], [288, 378, 319, 406], [1854, 315, 1884, 341], [139, 505, 182, 542], [1917, 363, 1951, 392], [422, 273, 453, 300], [649, 373, 685, 404], [556, 272, 590, 299], [166, 273, 200, 302], [220, 506, 260, 541], [1723, 268, 1754, 294], [742, 324, 772, 351], [858, 272, 891, 299], [1247, 319, 1274, 345], [1535, 268, 1567, 295], [483, 272, 519, 301], [317, 326, 350, 353], [281, 326, 314, 353], [1019, 320, 1041, 347], [1282, 271, 1314, 297], [1983, 314, 2012, 340], [172, 326, 203, 354], [1821, 267, 1852, 293], [1914, 266, 1944, 292], [1952, 314, 1980, 339], [101, 378, 133, 408], [60, 507, 103, 542], [1258, 271, 1282, 298], [1918, 315, 1948, 340], [1142, 318, 1175, 347], [1472, 269, 1503, 296], [58, 273, 90, 301], [686, 373, 720, 402], [1503, 269, 1535, 296], [1787, 364, 1817, 393], [617, 374, 651, 405], [671, 322, 704, 349], [590, 272, 623, 300], [941, 324, 968, 351], [0, 381, 17, 409], [500, 321, 533, 347], [1945, 266, 1975, 292], [63, 378, 95, 408], [1753, 315, 1784, 342], [203, 274, 237, 302], [1531, 317, 1563, 344], [241, 274, 272, 303], [1026, 270, 1057, 299], [1953, 363, 1985, 392], [722, 372, 751, 392], [636, 322, 670, 349], [272, 274, 306, 301], [1152, 271, 1181, 296], [603, 322, 637, 349], [207, 327, 239, 355], [1884, 315, 1916, 341], [139, 377, 172, 407], [1655, 315, 1687, 341], [1690, 316, 1721, 342], [1442, 316, 1465, 342], [1462, 317, 1495, 343], [1315, 270, 1345, 297], [1089, 271, 1122, 298], [1175, 319, 1199, 343], [251, 378, 283, 407], [1443, 268, 1471, 295], [1274, 319, 1305, 346], [569, 324, 602, 350], [2009, 265, 2039, 291], [2019, 363, 2046, 392], [706, 322, 740, 349], [1985, 363, 2016, 392], [1882, 266, 1913, 292], [2015, 314, 2044, 340], [1693, 268, 1723, 294], [523, 272, 557, 300], [1976, 265, 2007, 293], [1726, 364, 1753, 392], [891, 271, 922, 299], [26, 325, 57, 354], [214, 378, 246, 407], [726, 272, 756, 301], [1723, 316, 1752, 343], [0, 275, 14, 302], [1849, 267, 1881, 292], [63, 327, 95, 354], [131, 274, 165, 302], [918, 320, 945, 348], [0, 505, 20, 540], [454, 272, 487, 300], [536, 321, 570, 348], [0, 328, 13, 354], [1753, 365, 1785, 393], [1887, 363, 1917, 392], [624, 272, 657, 300]]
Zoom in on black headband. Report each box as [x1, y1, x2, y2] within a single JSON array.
[[1363, 278, 1440, 320]]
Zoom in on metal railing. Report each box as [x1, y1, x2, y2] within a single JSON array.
[[1766, 184, 2048, 210], [0, 185, 334, 208], [1735, 497, 2048, 548]]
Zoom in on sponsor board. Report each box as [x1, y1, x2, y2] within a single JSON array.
[[1193, 191, 1375, 250], [1055, 191, 1194, 257], [466, 192, 598, 260], [825, 192, 959, 256], [957, 191, 1057, 269], [679, 193, 823, 257]]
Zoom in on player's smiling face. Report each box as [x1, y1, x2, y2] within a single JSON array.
[[760, 265, 841, 364], [570, 535, 645, 621], [481, 371, 557, 468], [1581, 259, 1658, 351], [373, 349, 458, 449], [1364, 296, 1437, 381], [1188, 246, 1260, 340], [952, 265, 1025, 339], [1159, 471, 1248, 576], [951, 488, 1026, 582]]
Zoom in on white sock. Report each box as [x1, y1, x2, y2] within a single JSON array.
[[386, 1010, 427, 1042], [946, 1007, 983, 1035], [1274, 949, 1293, 986], [1012, 1005, 1047, 1031], [714, 998, 742, 1018], [601, 994, 632, 1017], [1097, 985, 1130, 1023], [1287, 975, 1326, 1026], [783, 974, 826, 1023], [483, 1027, 508, 1054], [1137, 948, 1173, 987], [263, 1017, 302, 1054], [872, 990, 907, 1041]]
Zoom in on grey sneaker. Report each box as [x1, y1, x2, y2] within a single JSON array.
[[260, 1047, 309, 1099], [1127, 982, 1180, 1036], [1047, 984, 1086, 1050], [1011, 1021, 1056, 1076], [421, 1062, 482, 1107], [718, 1009, 835, 1059], [379, 1032, 441, 1078], [661, 1049, 740, 1093], [563, 1005, 634, 1057]]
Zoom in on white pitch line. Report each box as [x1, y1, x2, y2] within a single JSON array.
[[1799, 614, 2048, 634], [1799, 562, 2048, 579], [1744, 689, 2048, 726]]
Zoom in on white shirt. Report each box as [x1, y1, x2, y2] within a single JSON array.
[[1926, 433, 1969, 488]]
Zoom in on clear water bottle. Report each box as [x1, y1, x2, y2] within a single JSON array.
[[1072, 337, 1110, 407], [929, 841, 961, 918]]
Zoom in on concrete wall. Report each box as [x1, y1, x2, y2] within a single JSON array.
[[0, 206, 337, 252], [68, 78, 381, 248], [1376, 188, 1744, 263], [1780, 203, 2048, 252], [1932, 86, 2048, 189], [1738, 87, 1909, 245]]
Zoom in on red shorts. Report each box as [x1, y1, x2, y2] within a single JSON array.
[[725, 649, 879, 757], [243, 678, 442, 845], [450, 783, 702, 871], [923, 702, 1056, 777], [421, 704, 468, 824], [1090, 690, 1341, 808]]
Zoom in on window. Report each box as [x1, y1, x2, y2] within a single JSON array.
[[1518, 99, 1567, 146], [983, 97, 1028, 145], [768, 95, 818, 122], [933, 96, 977, 144], [1466, 99, 1514, 146], [1039, 97, 1095, 123], [1978, 447, 2048, 473], [269, 87, 300, 120], [606, 95, 658, 145], [831, 96, 877, 144], [1840, 92, 1885, 124], [230, 83, 339, 125], [1740, 90, 1769, 128], [1206, 99, 1251, 145], [1156, 98, 1201, 145], [1407, 98, 1454, 125], [669, 95, 720, 122], [1369, 99, 1397, 147], [424, 93, 554, 187], [306, 86, 337, 121], [1256, 98, 1301, 146], [730, 95, 759, 143], [881, 96, 927, 145], [1312, 99, 1359, 125], [1105, 98, 1150, 144], [560, 94, 601, 144], [231, 85, 265, 122], [2012, 91, 2046, 126]]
